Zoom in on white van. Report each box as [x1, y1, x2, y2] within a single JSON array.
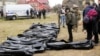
[[3, 4, 33, 20]]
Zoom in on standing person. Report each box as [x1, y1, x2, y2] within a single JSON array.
[[65, 7, 75, 42], [38, 10, 42, 19], [33, 9, 36, 18], [92, 3, 99, 44], [83, 2, 99, 44], [26, 10, 29, 18], [30, 8, 33, 18], [1, 9, 3, 17], [41, 8, 46, 19], [59, 6, 66, 28], [36, 10, 39, 18], [97, 1, 100, 34], [0, 10, 1, 18], [83, 2, 93, 30], [72, 5, 81, 32], [57, 8, 61, 29]]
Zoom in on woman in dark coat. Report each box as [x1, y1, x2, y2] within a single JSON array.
[[83, 2, 99, 44]]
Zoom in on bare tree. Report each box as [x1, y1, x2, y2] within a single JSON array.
[[62, 0, 94, 9], [51, 4, 62, 12], [2, 0, 5, 6]]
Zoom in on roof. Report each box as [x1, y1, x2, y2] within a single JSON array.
[[18, 0, 26, 4], [26, 0, 48, 4], [37, 0, 48, 3]]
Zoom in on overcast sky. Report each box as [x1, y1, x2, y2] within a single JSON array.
[[48, 0, 63, 7]]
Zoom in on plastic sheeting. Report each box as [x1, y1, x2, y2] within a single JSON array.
[[0, 23, 95, 56], [0, 23, 59, 56]]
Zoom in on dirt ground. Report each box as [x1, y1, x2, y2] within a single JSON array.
[[0, 13, 100, 56]]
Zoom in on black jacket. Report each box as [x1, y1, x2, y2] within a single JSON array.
[[97, 4, 100, 21]]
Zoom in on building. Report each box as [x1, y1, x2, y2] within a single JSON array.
[[0, 0, 49, 10], [17, 0, 50, 10]]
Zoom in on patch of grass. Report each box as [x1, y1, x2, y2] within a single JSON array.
[[0, 13, 58, 42]]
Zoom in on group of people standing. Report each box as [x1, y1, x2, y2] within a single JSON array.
[[26, 8, 47, 19], [58, 2, 100, 45], [83, 2, 99, 45], [58, 4, 81, 42]]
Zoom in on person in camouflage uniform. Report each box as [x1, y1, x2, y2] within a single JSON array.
[[71, 5, 81, 32]]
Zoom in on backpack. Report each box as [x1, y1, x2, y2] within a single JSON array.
[[87, 9, 98, 20], [83, 9, 98, 23]]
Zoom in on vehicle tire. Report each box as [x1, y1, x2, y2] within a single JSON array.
[[12, 16, 16, 20]]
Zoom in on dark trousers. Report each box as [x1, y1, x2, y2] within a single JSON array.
[[86, 22, 99, 44], [42, 12, 46, 19], [30, 13, 32, 18], [98, 22, 100, 34], [38, 11, 41, 19], [67, 24, 73, 42]]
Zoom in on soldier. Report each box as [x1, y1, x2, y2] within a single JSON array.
[[72, 4, 81, 32]]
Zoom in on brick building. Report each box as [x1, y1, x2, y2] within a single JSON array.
[[17, 0, 50, 10]]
